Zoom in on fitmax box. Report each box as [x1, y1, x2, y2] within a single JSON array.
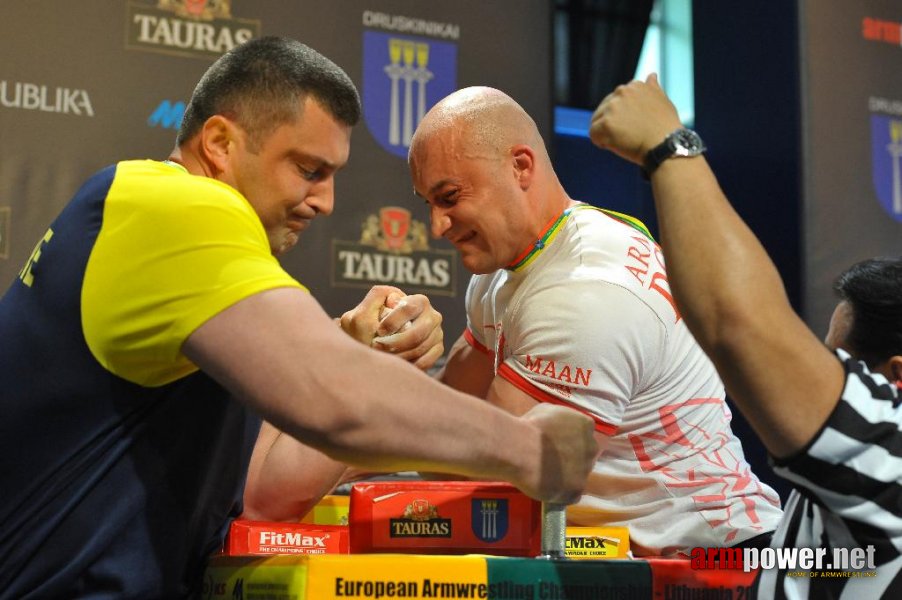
[[223, 519, 348, 556], [565, 526, 630, 559], [349, 481, 541, 556]]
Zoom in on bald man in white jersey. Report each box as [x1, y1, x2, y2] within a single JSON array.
[[406, 86, 783, 556]]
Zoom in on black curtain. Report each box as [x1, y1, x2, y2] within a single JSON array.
[[555, 0, 655, 109]]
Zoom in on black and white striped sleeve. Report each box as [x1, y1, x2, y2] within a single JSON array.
[[772, 351, 902, 533]]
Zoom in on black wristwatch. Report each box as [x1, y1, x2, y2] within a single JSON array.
[[642, 128, 706, 178]]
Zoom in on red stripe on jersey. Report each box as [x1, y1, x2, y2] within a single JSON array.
[[463, 328, 494, 357], [498, 362, 617, 435]]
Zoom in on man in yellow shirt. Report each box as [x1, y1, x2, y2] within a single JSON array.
[[0, 36, 596, 598]]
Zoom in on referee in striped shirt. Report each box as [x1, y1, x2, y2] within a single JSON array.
[[590, 74, 901, 599]]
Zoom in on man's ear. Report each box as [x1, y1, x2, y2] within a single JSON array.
[[199, 115, 235, 175], [511, 144, 535, 190], [889, 355, 902, 385], [874, 354, 902, 387]]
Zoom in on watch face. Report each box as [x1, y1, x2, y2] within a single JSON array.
[[672, 129, 705, 156]]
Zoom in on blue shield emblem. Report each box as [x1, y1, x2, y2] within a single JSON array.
[[362, 30, 457, 158], [870, 114, 902, 222], [471, 498, 508, 543]]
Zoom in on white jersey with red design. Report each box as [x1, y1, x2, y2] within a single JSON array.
[[464, 203, 783, 556]]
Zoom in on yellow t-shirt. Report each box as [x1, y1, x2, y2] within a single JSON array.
[[82, 160, 305, 387]]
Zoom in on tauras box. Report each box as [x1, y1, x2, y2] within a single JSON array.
[[349, 481, 541, 556]]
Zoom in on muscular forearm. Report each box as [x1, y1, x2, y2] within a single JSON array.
[[648, 157, 843, 457], [185, 288, 590, 502], [243, 422, 349, 522], [282, 336, 541, 486], [649, 157, 789, 348], [436, 333, 495, 398]]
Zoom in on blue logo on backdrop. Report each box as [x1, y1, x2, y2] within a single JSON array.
[[148, 100, 186, 130], [870, 114, 902, 222], [471, 498, 508, 543], [362, 31, 457, 158]]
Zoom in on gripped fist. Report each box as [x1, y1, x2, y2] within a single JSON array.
[[518, 403, 598, 505], [339, 285, 444, 371], [373, 292, 444, 370], [589, 73, 683, 166], [339, 285, 403, 345]]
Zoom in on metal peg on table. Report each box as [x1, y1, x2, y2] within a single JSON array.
[[538, 502, 567, 559]]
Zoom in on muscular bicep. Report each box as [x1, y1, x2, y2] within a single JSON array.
[[488, 376, 612, 457], [711, 311, 846, 458], [182, 287, 342, 436], [438, 332, 496, 398], [186, 291, 359, 520], [486, 373, 539, 416], [499, 282, 666, 436]]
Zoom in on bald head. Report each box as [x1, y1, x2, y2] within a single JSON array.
[[409, 86, 550, 167], [408, 87, 570, 274]]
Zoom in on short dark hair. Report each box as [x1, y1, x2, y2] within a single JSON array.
[[176, 36, 361, 148], [834, 256, 902, 368]]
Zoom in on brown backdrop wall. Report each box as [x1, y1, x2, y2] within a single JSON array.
[[0, 0, 553, 340], [801, 0, 902, 333]]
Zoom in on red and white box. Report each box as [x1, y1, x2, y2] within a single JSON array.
[[349, 481, 541, 556], [223, 519, 349, 556]]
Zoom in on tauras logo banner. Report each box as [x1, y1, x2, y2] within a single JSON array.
[[126, 0, 260, 58], [331, 206, 456, 296]]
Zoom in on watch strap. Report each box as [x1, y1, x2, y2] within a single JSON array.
[[643, 136, 677, 177], [642, 128, 705, 179]]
